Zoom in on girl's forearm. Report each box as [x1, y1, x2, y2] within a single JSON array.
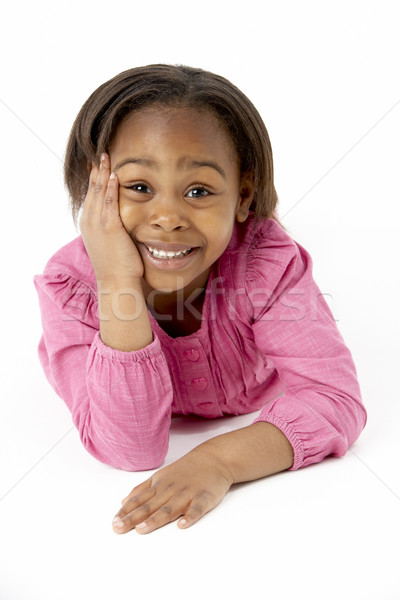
[[193, 421, 294, 484], [97, 278, 153, 352]]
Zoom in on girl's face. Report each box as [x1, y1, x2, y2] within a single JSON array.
[[109, 106, 254, 308]]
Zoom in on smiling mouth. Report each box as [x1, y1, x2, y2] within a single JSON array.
[[139, 243, 201, 270], [145, 245, 194, 259]]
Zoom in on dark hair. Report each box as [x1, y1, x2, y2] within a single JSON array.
[[64, 64, 285, 230]]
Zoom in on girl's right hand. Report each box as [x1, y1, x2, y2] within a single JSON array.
[[79, 153, 144, 283]]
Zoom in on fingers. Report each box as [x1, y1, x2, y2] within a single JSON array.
[[84, 154, 107, 211], [112, 486, 164, 534], [81, 153, 119, 219], [135, 490, 215, 535], [113, 493, 181, 535], [121, 478, 153, 505], [101, 171, 120, 222], [113, 481, 172, 533], [94, 153, 111, 199], [112, 487, 214, 536], [113, 487, 157, 533], [134, 501, 183, 534], [179, 492, 214, 529]]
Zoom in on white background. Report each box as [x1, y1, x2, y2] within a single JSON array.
[[1, 1, 399, 598]]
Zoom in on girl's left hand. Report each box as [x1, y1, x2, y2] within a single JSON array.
[[112, 447, 234, 535]]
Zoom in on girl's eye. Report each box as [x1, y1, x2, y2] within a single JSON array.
[[124, 184, 210, 199], [187, 186, 210, 199], [125, 183, 152, 194]]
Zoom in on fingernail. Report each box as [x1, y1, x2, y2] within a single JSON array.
[[100, 153, 107, 163], [135, 522, 147, 529], [178, 519, 187, 527], [112, 518, 124, 528]]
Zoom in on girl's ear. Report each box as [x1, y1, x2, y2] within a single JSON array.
[[236, 171, 255, 223]]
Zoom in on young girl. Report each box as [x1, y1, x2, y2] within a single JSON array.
[[33, 64, 367, 535]]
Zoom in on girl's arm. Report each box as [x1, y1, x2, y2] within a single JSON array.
[[34, 155, 174, 471], [80, 156, 153, 354], [96, 277, 153, 352], [197, 421, 294, 482], [248, 246, 367, 472], [241, 219, 367, 471], [34, 272, 173, 471]]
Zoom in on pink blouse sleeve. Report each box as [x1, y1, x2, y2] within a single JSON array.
[[245, 223, 367, 470], [33, 272, 173, 471]]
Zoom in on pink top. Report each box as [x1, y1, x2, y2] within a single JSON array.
[[33, 213, 367, 472]]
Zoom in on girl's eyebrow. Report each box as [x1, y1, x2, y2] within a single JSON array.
[[113, 156, 227, 180]]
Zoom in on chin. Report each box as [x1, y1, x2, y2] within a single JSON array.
[[143, 273, 187, 295]]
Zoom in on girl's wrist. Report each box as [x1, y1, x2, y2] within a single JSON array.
[[96, 276, 144, 290], [194, 422, 294, 485], [96, 278, 153, 352]]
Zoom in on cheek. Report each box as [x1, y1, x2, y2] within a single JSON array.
[[204, 205, 237, 237], [118, 198, 137, 227]]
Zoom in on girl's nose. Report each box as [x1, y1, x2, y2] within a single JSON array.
[[148, 195, 188, 232]]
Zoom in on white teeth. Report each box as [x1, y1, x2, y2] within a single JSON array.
[[146, 245, 192, 259]]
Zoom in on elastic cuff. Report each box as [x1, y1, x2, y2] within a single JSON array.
[[252, 413, 304, 471], [92, 329, 161, 363]]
